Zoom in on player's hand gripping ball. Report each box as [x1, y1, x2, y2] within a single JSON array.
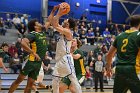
[[59, 2, 70, 15]]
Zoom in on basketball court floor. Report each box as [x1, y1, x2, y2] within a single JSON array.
[[0, 89, 131, 93]]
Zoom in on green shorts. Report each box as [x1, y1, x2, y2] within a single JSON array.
[[61, 74, 85, 86], [114, 66, 140, 93], [21, 60, 42, 80]]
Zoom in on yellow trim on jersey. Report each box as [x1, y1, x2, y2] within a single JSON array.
[[136, 48, 140, 74], [125, 30, 138, 33], [29, 42, 37, 61], [80, 59, 86, 75]]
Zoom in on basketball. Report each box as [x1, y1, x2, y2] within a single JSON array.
[[60, 2, 70, 15]]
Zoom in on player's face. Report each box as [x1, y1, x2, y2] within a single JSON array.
[[62, 19, 69, 28], [35, 22, 43, 31], [98, 55, 102, 61], [2, 46, 9, 52], [72, 39, 77, 47]]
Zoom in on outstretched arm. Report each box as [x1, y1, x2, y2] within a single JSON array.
[[21, 38, 40, 61], [44, 5, 59, 30], [52, 4, 72, 40], [106, 45, 116, 76]]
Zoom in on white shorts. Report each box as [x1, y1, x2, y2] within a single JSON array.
[[52, 54, 75, 77]]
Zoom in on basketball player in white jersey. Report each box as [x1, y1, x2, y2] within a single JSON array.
[[51, 4, 82, 93]]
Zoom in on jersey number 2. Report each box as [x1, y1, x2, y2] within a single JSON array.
[[121, 39, 128, 52]]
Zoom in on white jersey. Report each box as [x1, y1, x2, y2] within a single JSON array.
[[53, 35, 75, 77], [55, 35, 71, 61]]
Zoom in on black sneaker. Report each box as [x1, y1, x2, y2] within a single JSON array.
[[35, 91, 39, 93], [95, 89, 98, 92], [101, 90, 104, 92]]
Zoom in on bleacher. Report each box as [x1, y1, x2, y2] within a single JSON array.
[[0, 59, 114, 90]]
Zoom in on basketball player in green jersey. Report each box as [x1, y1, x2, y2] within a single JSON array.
[[106, 15, 140, 93], [59, 38, 86, 93], [8, 6, 59, 93]]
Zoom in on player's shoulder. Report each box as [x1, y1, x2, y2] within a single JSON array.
[[115, 32, 125, 39]]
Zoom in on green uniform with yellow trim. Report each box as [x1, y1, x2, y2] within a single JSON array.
[[62, 49, 86, 86], [21, 31, 47, 80], [113, 30, 140, 93]]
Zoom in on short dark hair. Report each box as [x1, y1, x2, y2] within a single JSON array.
[[68, 18, 77, 30], [28, 19, 38, 32], [1, 42, 8, 48], [129, 15, 140, 27]]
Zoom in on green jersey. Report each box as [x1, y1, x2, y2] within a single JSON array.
[[26, 31, 47, 61], [113, 30, 140, 73], [73, 49, 86, 76], [0, 49, 11, 63]]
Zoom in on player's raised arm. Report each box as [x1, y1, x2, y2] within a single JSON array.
[[44, 5, 59, 30], [52, 3, 73, 40]]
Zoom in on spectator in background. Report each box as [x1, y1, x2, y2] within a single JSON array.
[[94, 54, 105, 92], [79, 25, 86, 33], [48, 39, 56, 59], [0, 43, 9, 72], [86, 29, 95, 45], [112, 24, 119, 35], [17, 23, 26, 37], [21, 14, 28, 27], [79, 30, 87, 44], [94, 44, 102, 58], [80, 14, 87, 22], [8, 42, 18, 57], [94, 27, 101, 37], [42, 51, 53, 74], [103, 28, 110, 37], [73, 26, 80, 38], [12, 14, 21, 29], [0, 18, 7, 36], [47, 26, 54, 38], [87, 51, 95, 66], [107, 20, 114, 34], [10, 52, 22, 73], [101, 44, 108, 55], [120, 24, 126, 32], [84, 66, 93, 88], [103, 35, 111, 50], [5, 14, 12, 29], [0, 42, 11, 63]]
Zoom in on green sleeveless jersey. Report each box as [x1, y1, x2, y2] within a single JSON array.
[[26, 31, 47, 61], [73, 49, 86, 75], [113, 30, 140, 73]]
